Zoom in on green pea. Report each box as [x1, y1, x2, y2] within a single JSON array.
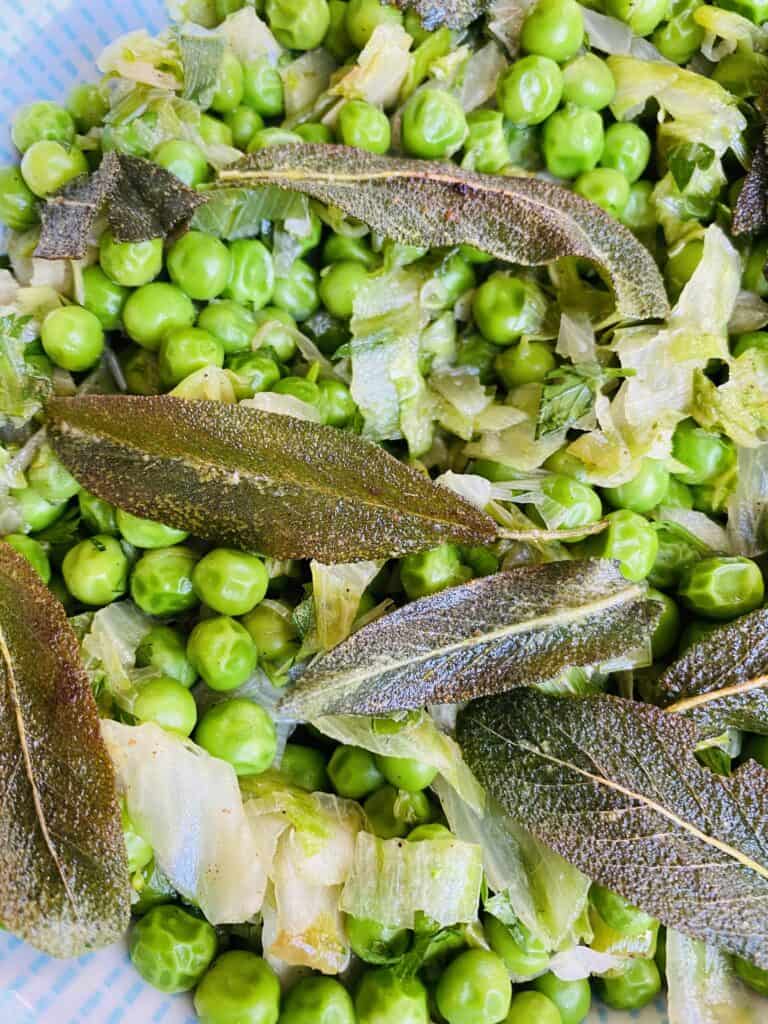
[[402, 88, 468, 160], [319, 260, 369, 320], [0, 165, 38, 230], [131, 905, 217, 994], [346, 0, 404, 49], [649, 588, 680, 659], [122, 800, 153, 875], [574, 167, 630, 219], [505, 992, 561, 1024], [713, 49, 768, 98], [323, 234, 377, 269], [211, 50, 244, 114], [116, 509, 189, 549], [187, 616, 258, 691], [3, 534, 51, 583], [531, 974, 590, 1024], [324, 0, 355, 59], [81, 265, 130, 331], [159, 327, 225, 387], [374, 753, 437, 792], [239, 603, 295, 664], [122, 283, 196, 352], [224, 105, 264, 150], [604, 0, 666, 34], [130, 545, 200, 617], [661, 476, 693, 510], [363, 785, 409, 838], [543, 449, 590, 481], [273, 376, 322, 410], [136, 624, 197, 688], [120, 346, 162, 396], [226, 352, 282, 399], [224, 239, 274, 309], [732, 955, 768, 997], [40, 305, 104, 373], [664, 239, 703, 301], [541, 474, 603, 533], [10, 486, 66, 533], [400, 543, 468, 600], [273, 259, 320, 321], [195, 698, 276, 773], [543, 106, 604, 179], [196, 301, 253, 356], [672, 418, 735, 485], [338, 99, 391, 154], [677, 556, 765, 620], [192, 547, 269, 616], [599, 957, 661, 1011], [521, 0, 584, 61], [250, 299, 296, 351], [28, 444, 81, 503], [408, 822, 453, 842], [599, 122, 651, 184], [280, 743, 329, 791], [199, 113, 234, 148], [562, 53, 615, 110], [653, 8, 705, 64], [317, 378, 357, 427], [67, 83, 108, 132], [153, 139, 210, 186], [473, 273, 547, 346], [328, 745, 386, 799], [583, 509, 659, 581], [590, 883, 658, 936], [267, 0, 330, 49], [427, 253, 476, 311], [621, 179, 656, 232], [247, 127, 303, 152], [355, 968, 429, 1024], [243, 56, 285, 118], [295, 121, 334, 144], [134, 677, 198, 736], [462, 110, 510, 174], [168, 231, 232, 301], [100, 231, 164, 288], [347, 916, 411, 964], [12, 101, 75, 153], [436, 949, 511, 1024], [496, 55, 563, 126], [280, 975, 355, 1024], [603, 459, 670, 514], [62, 535, 129, 606], [484, 915, 550, 979], [732, 330, 768, 359], [78, 490, 118, 536], [495, 339, 556, 387]]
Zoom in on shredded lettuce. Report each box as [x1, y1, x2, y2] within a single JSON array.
[[487, 0, 536, 57], [465, 383, 567, 472], [547, 945, 627, 981], [80, 601, 154, 711], [581, 6, 667, 60], [311, 559, 384, 650], [171, 366, 237, 401], [693, 350, 768, 447], [240, 392, 323, 421], [98, 30, 183, 90], [666, 931, 768, 1023], [694, 5, 768, 62], [727, 443, 768, 556], [0, 312, 51, 428], [281, 50, 336, 119], [217, 7, 283, 65], [430, 368, 525, 441], [655, 507, 731, 552], [459, 42, 507, 112], [330, 24, 413, 108]]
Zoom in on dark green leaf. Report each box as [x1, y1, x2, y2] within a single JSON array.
[[36, 152, 207, 260], [0, 544, 129, 956], [46, 395, 496, 562], [537, 364, 629, 439], [458, 689, 768, 968], [668, 143, 716, 194], [386, 0, 486, 29], [733, 134, 768, 236], [215, 145, 669, 321], [191, 186, 309, 239], [658, 609, 768, 737], [280, 559, 659, 718], [177, 28, 226, 108]]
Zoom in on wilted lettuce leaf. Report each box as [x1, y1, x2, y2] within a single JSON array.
[[666, 930, 768, 1024], [0, 313, 51, 427], [177, 26, 226, 108]]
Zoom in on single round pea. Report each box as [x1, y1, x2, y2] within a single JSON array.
[[136, 624, 197, 688], [116, 509, 189, 549], [121, 346, 162, 396], [273, 259, 320, 321], [584, 509, 659, 581], [130, 546, 200, 617], [402, 88, 468, 160], [243, 57, 285, 118], [211, 50, 244, 114], [363, 785, 410, 838], [315, 378, 356, 428], [496, 55, 563, 126], [541, 474, 603, 532], [355, 968, 429, 1024], [346, 0, 404, 49], [561, 53, 615, 110], [484, 915, 550, 979], [28, 444, 81, 503], [328, 745, 385, 799], [224, 239, 274, 309], [347, 916, 410, 964], [4, 534, 51, 583], [662, 477, 693, 510], [78, 490, 118, 535], [505, 992, 561, 1024], [0, 165, 38, 230], [247, 127, 303, 152], [159, 327, 225, 387], [531, 974, 590, 1024], [195, 951, 279, 1024], [224, 105, 264, 150], [168, 231, 232, 301], [427, 253, 476, 312], [62, 535, 129, 606], [653, 9, 705, 64], [338, 99, 392, 154], [153, 140, 209, 186], [574, 167, 630, 219], [195, 698, 276, 774], [543, 106, 604, 179], [192, 548, 269, 616], [280, 743, 329, 792], [590, 883, 658, 936], [10, 487, 66, 533], [267, 0, 330, 49], [543, 449, 590, 481], [732, 331, 768, 359], [198, 300, 256, 356], [599, 957, 661, 1011], [325, 0, 356, 59], [664, 239, 703, 301], [621, 180, 656, 232], [295, 121, 334, 144], [67, 82, 108, 132], [134, 677, 198, 736], [122, 283, 196, 351], [408, 822, 453, 842], [600, 122, 651, 183], [239, 603, 296, 663], [678, 556, 765, 621], [495, 340, 555, 388], [603, 459, 670, 514], [604, 0, 666, 35], [649, 588, 680, 659], [672, 418, 735, 485], [131, 905, 217, 994], [40, 305, 104, 373], [100, 232, 164, 288], [319, 261, 369, 320], [400, 543, 467, 600], [473, 273, 547, 346], [20, 139, 87, 197], [280, 975, 355, 1024], [733, 955, 768, 997], [199, 113, 234, 148], [521, 0, 584, 62], [227, 353, 282, 398], [187, 616, 258, 691], [436, 949, 512, 1024], [81, 265, 130, 331], [374, 753, 437, 792], [12, 101, 75, 153]]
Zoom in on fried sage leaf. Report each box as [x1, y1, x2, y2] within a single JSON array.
[[216, 145, 668, 320], [36, 152, 207, 260], [733, 134, 768, 236], [279, 559, 659, 718], [458, 690, 768, 968], [386, 0, 487, 29], [658, 609, 768, 737], [0, 544, 129, 956], [46, 395, 496, 562]]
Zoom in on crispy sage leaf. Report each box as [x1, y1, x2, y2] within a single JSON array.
[[36, 152, 207, 260], [280, 559, 659, 719], [386, 0, 487, 29], [458, 690, 768, 968], [216, 145, 669, 321], [658, 610, 768, 737], [0, 544, 129, 956], [46, 395, 496, 562], [733, 134, 768, 236]]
